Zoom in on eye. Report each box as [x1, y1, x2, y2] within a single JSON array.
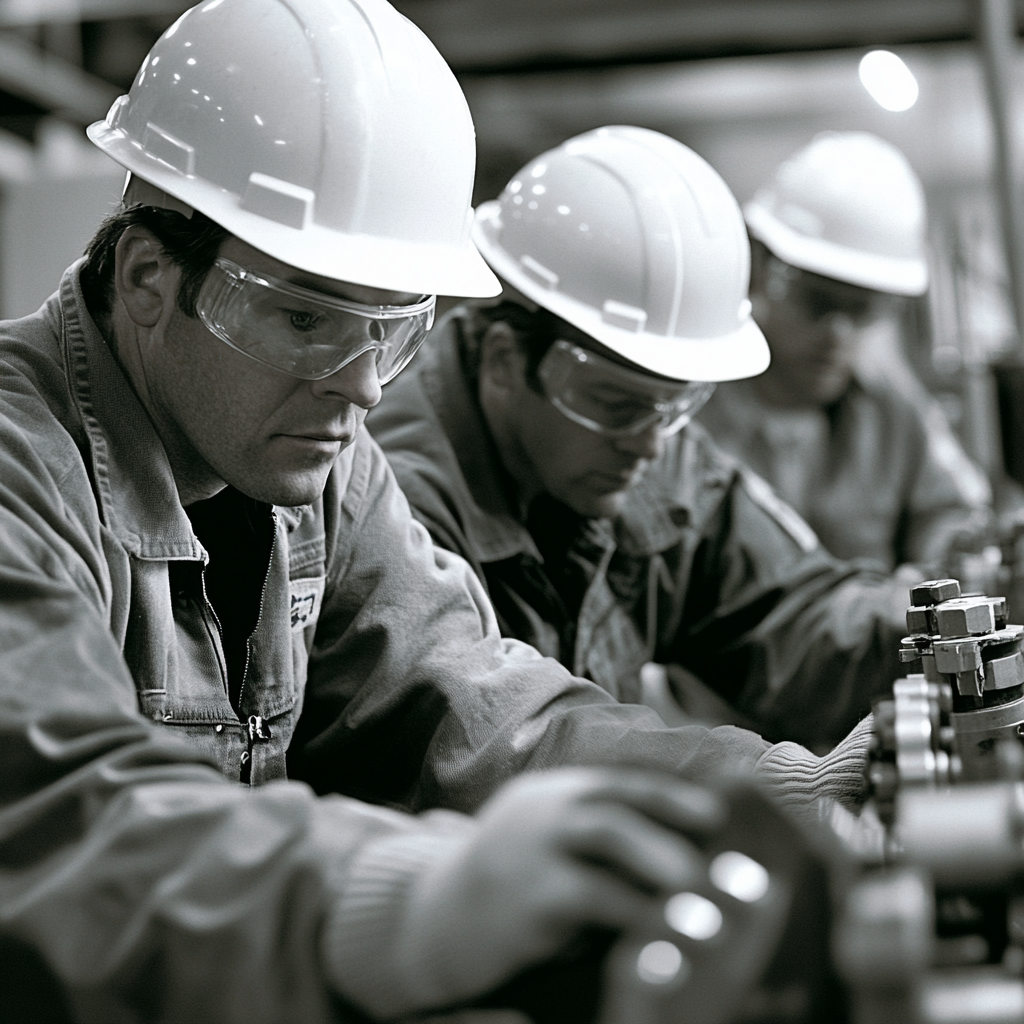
[[285, 309, 324, 333]]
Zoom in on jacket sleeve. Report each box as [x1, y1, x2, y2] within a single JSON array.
[[0, 418, 493, 1024], [666, 463, 907, 749], [288, 431, 774, 813]]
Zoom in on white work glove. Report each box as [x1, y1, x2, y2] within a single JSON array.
[[350, 768, 724, 1018], [754, 713, 874, 816], [753, 714, 887, 865]]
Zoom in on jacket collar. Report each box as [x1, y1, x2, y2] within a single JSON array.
[[420, 313, 542, 563], [419, 309, 708, 562], [60, 261, 203, 561]]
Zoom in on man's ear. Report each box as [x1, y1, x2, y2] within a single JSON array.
[[113, 226, 179, 329], [478, 321, 527, 393]]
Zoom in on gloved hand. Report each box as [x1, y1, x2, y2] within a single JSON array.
[[754, 712, 874, 816], [392, 768, 724, 1014]]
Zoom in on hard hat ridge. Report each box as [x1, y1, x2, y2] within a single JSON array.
[[472, 126, 769, 383], [87, 0, 500, 298]]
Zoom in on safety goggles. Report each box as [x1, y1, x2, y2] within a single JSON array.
[[537, 339, 716, 437], [767, 261, 896, 326], [195, 258, 435, 382]]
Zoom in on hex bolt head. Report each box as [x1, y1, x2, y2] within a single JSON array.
[[983, 650, 1024, 691], [906, 607, 935, 635], [935, 598, 998, 638], [934, 638, 983, 674], [910, 579, 961, 606], [955, 667, 985, 697]]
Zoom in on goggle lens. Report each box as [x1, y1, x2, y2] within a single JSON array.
[[537, 340, 715, 437], [769, 261, 894, 326], [196, 258, 435, 382]]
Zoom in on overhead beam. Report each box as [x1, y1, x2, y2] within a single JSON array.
[[0, 0, 189, 27], [0, 31, 119, 122], [395, 0, 1015, 71]]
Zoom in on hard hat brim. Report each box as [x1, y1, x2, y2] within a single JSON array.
[[473, 202, 770, 383], [593, 313, 770, 383], [745, 201, 928, 297], [88, 120, 502, 299]]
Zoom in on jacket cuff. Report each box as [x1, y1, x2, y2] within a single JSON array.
[[321, 812, 476, 1019], [753, 713, 873, 811]]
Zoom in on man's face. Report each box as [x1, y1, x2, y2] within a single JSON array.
[[754, 260, 899, 406], [510, 383, 663, 518], [141, 236, 421, 506], [498, 331, 668, 519]]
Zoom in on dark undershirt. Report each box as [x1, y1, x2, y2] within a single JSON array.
[[523, 493, 604, 665], [184, 486, 274, 714]]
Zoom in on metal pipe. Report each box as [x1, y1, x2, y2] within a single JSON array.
[[978, 0, 1024, 350]]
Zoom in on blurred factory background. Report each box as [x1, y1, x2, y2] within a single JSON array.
[[3, 0, 1024, 488]]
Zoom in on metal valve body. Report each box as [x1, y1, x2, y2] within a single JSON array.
[[872, 579, 1024, 803]]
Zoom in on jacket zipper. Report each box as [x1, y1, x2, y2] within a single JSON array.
[[235, 511, 277, 715], [195, 509, 278, 785], [197, 561, 229, 694], [236, 511, 277, 784]]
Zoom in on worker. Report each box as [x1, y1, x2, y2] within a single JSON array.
[[367, 124, 908, 750], [0, 3, 874, 1022], [699, 131, 991, 576]]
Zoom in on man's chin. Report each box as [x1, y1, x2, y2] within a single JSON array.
[[232, 467, 332, 507], [565, 485, 629, 520], [804, 365, 853, 405]]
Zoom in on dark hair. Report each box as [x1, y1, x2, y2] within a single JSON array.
[[79, 203, 230, 335], [462, 301, 580, 392]]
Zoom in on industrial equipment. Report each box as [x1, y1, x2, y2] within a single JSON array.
[[597, 577, 1024, 1024]]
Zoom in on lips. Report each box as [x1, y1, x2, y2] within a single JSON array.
[[277, 432, 351, 451], [589, 470, 636, 491]]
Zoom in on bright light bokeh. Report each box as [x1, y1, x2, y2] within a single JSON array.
[[859, 50, 919, 112]]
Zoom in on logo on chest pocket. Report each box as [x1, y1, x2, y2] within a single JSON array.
[[290, 576, 325, 632]]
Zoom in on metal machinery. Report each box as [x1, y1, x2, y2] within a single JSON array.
[[847, 578, 1024, 1024], [593, 578, 1024, 1024]]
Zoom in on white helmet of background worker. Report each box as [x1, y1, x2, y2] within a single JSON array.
[[87, 0, 499, 299], [472, 126, 770, 383], [743, 131, 929, 297]]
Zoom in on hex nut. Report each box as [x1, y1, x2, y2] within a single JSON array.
[[935, 598, 998, 638], [910, 580, 961, 606]]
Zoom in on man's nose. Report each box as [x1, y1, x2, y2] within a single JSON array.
[[614, 421, 665, 461], [309, 349, 382, 409]]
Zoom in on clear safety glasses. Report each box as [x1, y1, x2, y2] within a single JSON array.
[[195, 258, 436, 382], [767, 260, 896, 327], [537, 339, 716, 437]]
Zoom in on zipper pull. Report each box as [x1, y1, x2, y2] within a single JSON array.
[[239, 714, 273, 785]]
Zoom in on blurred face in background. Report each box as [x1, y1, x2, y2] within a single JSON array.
[[750, 254, 901, 407], [478, 319, 671, 519]]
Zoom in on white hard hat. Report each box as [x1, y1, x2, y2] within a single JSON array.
[[744, 131, 928, 297], [472, 126, 769, 383], [87, 0, 499, 298]]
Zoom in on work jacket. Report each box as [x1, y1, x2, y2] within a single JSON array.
[[367, 309, 908, 749], [0, 265, 827, 1023], [699, 374, 991, 572]]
